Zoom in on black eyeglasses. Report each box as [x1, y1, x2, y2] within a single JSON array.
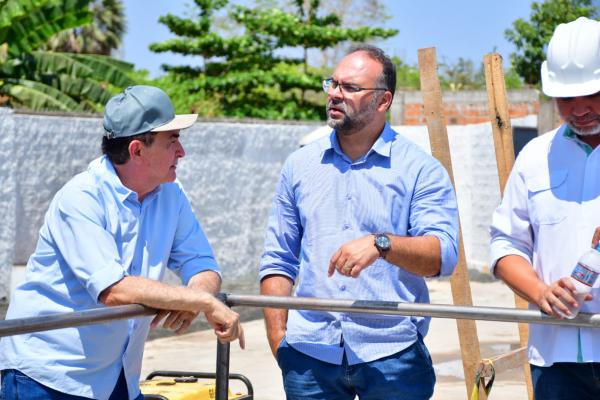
[[322, 78, 388, 94]]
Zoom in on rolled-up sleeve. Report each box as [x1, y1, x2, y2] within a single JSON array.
[[47, 186, 126, 302], [489, 160, 533, 276], [259, 159, 303, 282], [168, 190, 219, 285], [408, 158, 459, 277]]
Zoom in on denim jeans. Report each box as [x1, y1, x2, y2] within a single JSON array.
[[276, 336, 435, 400], [531, 362, 600, 400], [0, 369, 144, 400]]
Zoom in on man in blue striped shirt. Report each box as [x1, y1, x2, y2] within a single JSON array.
[[259, 45, 459, 399]]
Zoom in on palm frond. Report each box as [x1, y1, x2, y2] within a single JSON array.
[[2, 78, 83, 111], [71, 53, 135, 87]]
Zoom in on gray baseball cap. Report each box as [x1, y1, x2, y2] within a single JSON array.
[[103, 85, 198, 138]]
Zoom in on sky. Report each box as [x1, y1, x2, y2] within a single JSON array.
[[120, 1, 536, 78]]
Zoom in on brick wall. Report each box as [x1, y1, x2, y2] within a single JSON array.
[[390, 89, 540, 125]]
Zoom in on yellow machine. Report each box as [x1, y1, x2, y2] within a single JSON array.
[[141, 371, 253, 400]]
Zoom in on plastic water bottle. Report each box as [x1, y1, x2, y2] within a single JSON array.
[[554, 244, 600, 319]]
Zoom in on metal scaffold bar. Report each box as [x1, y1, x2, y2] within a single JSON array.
[[223, 294, 600, 329], [2, 294, 600, 339], [1, 294, 598, 400], [0, 304, 155, 338]]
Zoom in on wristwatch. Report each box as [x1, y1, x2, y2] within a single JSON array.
[[373, 233, 391, 259]]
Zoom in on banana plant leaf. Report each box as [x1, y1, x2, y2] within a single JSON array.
[[71, 53, 135, 87], [30, 51, 94, 77], [2, 78, 83, 111], [2, 0, 91, 56]]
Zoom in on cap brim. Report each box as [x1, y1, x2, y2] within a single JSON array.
[[151, 114, 198, 132]]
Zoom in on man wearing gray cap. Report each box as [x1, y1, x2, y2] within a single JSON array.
[[0, 85, 244, 400], [490, 17, 600, 399]]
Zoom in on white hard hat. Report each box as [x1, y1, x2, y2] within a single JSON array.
[[541, 17, 600, 98]]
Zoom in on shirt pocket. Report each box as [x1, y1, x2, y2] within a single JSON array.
[[525, 169, 568, 225]]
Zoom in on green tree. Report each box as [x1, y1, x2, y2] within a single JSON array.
[[46, 0, 126, 55], [315, 0, 391, 69], [440, 57, 485, 91], [390, 56, 522, 92], [505, 0, 597, 85], [149, 0, 398, 120], [392, 57, 420, 90], [0, 0, 135, 112], [503, 66, 524, 90]]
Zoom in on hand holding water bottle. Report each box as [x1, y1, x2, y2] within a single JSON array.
[[544, 228, 600, 319]]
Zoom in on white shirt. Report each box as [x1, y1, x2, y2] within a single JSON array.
[[490, 124, 600, 366]]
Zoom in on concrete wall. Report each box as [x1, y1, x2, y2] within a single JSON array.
[[0, 109, 16, 301], [0, 109, 535, 300]]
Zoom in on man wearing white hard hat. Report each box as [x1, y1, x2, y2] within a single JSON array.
[[490, 17, 600, 399], [0, 85, 244, 400]]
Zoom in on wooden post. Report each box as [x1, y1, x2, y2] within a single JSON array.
[[483, 53, 534, 400], [418, 47, 483, 399]]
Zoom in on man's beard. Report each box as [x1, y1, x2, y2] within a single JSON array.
[[568, 120, 600, 136], [326, 95, 380, 135]]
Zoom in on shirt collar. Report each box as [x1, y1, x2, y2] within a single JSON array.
[[562, 124, 594, 156], [89, 156, 161, 204], [325, 123, 395, 163], [371, 123, 395, 158]]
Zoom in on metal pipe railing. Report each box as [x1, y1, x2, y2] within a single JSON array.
[[0, 303, 233, 400], [222, 294, 600, 328], [2, 294, 600, 400], [0, 304, 156, 338], [5, 296, 598, 339]]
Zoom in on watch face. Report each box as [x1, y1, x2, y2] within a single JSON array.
[[375, 234, 391, 250]]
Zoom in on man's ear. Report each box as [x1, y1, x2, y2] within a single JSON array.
[[378, 91, 393, 112], [128, 140, 144, 162]]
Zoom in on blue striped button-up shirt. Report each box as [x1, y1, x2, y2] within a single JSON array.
[[259, 124, 459, 365], [0, 156, 219, 399]]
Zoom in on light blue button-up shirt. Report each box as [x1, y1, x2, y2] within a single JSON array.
[[0, 156, 218, 399], [259, 124, 459, 365]]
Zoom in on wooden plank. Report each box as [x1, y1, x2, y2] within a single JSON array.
[[484, 53, 515, 192], [483, 53, 534, 400], [478, 347, 527, 378], [418, 47, 483, 399]]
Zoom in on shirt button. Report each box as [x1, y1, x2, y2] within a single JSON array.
[[346, 194, 352, 200], [340, 285, 346, 291], [342, 224, 350, 230]]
